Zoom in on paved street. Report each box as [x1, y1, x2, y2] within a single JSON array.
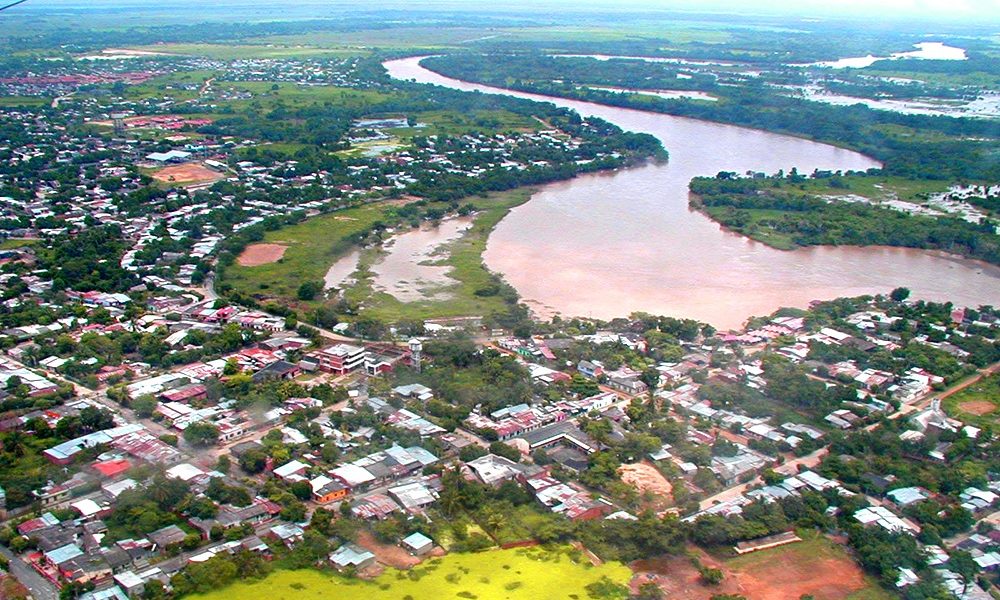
[[0, 546, 58, 600]]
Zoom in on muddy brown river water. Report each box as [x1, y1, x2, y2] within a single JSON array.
[[384, 57, 1000, 329]]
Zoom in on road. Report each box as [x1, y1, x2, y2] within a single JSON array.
[[0, 546, 58, 600], [871, 359, 1000, 429], [697, 446, 829, 511]]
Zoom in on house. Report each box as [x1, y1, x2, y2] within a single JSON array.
[[577, 360, 603, 378], [148, 525, 187, 550], [711, 452, 768, 485], [887, 486, 929, 507], [160, 384, 207, 403], [401, 532, 434, 556], [329, 543, 376, 570], [606, 376, 648, 396], [350, 494, 400, 520], [268, 523, 304, 547], [330, 464, 376, 491], [251, 360, 301, 383], [311, 477, 349, 505], [464, 454, 525, 486], [388, 480, 437, 511], [273, 460, 309, 482]]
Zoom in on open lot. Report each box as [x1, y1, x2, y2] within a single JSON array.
[[237, 243, 289, 267], [151, 163, 225, 185], [943, 373, 1000, 426], [619, 461, 673, 510], [221, 189, 532, 322]]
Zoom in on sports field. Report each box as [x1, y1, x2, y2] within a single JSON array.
[[631, 533, 894, 600], [943, 373, 1000, 427]]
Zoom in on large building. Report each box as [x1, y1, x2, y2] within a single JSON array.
[[307, 344, 367, 375]]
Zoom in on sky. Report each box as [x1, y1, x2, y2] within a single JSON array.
[[10, 0, 1000, 24], [653, 0, 1000, 20]]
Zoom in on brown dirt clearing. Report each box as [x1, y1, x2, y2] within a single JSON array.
[[958, 400, 996, 416], [619, 461, 673, 499], [355, 530, 442, 570], [151, 163, 223, 185], [237, 243, 288, 266], [631, 543, 871, 600]]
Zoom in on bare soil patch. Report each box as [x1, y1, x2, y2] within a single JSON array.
[[631, 541, 871, 600], [734, 553, 867, 599], [152, 163, 223, 185], [356, 530, 423, 570], [959, 400, 996, 416], [237, 243, 288, 266], [619, 461, 673, 500], [631, 553, 743, 599]]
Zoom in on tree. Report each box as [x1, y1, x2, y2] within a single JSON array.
[[891, 287, 911, 302], [297, 280, 323, 301], [183, 421, 219, 447], [640, 367, 660, 392], [636, 582, 663, 600], [489, 441, 521, 462], [459, 445, 487, 462], [699, 566, 724, 585], [238, 446, 269, 474], [132, 394, 158, 418], [81, 403, 119, 434], [947, 550, 979, 592], [223, 358, 240, 376], [290, 480, 312, 501]]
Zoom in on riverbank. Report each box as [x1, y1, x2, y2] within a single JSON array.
[[688, 174, 1000, 266], [386, 56, 1000, 329], [218, 189, 534, 324], [341, 189, 534, 323]]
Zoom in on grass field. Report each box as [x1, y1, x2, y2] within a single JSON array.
[[0, 96, 49, 107], [188, 545, 632, 600], [126, 43, 366, 60], [222, 202, 388, 304], [220, 189, 531, 323], [791, 175, 952, 203], [702, 206, 801, 250], [253, 27, 501, 50], [215, 80, 397, 110], [342, 189, 532, 322], [0, 238, 39, 250], [943, 373, 1000, 427]]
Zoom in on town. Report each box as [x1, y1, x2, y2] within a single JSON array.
[[0, 6, 999, 600]]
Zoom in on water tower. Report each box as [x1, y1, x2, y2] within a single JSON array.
[[110, 112, 127, 136], [408, 338, 423, 373]]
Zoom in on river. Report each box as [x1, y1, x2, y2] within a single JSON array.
[[384, 57, 1000, 329]]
